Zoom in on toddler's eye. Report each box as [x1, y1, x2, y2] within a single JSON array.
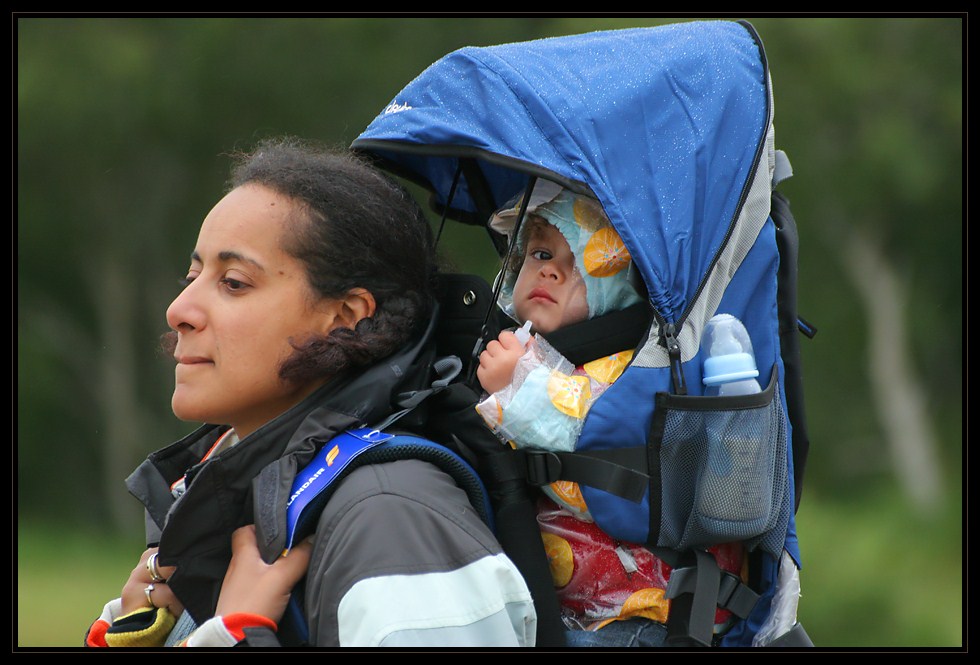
[[530, 249, 553, 261]]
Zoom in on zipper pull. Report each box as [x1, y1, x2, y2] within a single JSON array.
[[663, 322, 687, 395]]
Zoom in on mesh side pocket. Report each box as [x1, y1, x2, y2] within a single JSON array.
[[652, 367, 790, 555]]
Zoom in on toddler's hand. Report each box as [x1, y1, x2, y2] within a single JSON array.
[[477, 330, 528, 395]]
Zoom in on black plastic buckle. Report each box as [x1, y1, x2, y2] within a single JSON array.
[[524, 449, 562, 486]]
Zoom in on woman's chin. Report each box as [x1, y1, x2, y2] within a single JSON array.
[[171, 393, 209, 424]]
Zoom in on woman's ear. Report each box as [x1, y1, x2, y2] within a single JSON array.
[[314, 288, 376, 334], [336, 288, 376, 331]]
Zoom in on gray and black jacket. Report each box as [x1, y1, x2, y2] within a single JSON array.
[[125, 321, 535, 647]]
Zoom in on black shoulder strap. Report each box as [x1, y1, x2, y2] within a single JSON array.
[[771, 190, 813, 511], [542, 302, 651, 367], [422, 381, 568, 648]]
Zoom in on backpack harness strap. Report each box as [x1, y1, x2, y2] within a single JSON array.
[[283, 428, 493, 553], [481, 446, 649, 504], [660, 548, 760, 647], [372, 355, 463, 433], [278, 426, 496, 646]]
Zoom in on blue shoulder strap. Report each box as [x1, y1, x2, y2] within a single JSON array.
[[283, 428, 394, 553], [277, 427, 493, 646], [284, 428, 493, 554]]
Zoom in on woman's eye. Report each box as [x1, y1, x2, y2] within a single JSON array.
[[220, 277, 249, 292], [178, 275, 195, 288]]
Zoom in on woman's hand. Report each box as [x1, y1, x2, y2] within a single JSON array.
[[215, 525, 313, 623], [120, 547, 183, 617], [477, 330, 528, 394]]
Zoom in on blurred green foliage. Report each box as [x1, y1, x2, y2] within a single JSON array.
[[16, 16, 963, 648]]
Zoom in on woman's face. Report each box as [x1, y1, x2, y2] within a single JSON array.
[[166, 184, 346, 439]]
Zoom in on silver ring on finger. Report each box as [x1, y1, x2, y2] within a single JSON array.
[[144, 583, 156, 608], [146, 552, 166, 582]]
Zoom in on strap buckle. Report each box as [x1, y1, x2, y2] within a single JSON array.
[[717, 571, 760, 619], [524, 449, 562, 486]]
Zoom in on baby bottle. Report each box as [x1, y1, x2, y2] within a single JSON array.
[[697, 314, 770, 534], [702, 314, 761, 396]]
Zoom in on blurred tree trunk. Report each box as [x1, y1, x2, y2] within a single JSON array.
[[92, 247, 144, 532], [840, 226, 942, 514]]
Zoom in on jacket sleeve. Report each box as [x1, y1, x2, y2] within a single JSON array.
[[85, 599, 178, 648], [174, 614, 277, 647], [84, 598, 122, 647], [303, 459, 536, 647]]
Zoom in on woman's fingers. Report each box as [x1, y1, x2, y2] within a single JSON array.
[[216, 525, 312, 622], [147, 550, 177, 582], [143, 580, 185, 617], [120, 547, 183, 616]]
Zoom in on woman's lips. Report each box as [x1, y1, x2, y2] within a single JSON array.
[[175, 355, 212, 365]]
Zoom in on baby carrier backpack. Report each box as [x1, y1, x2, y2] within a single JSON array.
[[347, 19, 815, 648]]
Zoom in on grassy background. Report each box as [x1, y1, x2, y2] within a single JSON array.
[[17, 484, 963, 649], [17, 524, 138, 648], [792, 486, 963, 648]]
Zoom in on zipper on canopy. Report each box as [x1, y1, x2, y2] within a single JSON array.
[[660, 317, 687, 396]]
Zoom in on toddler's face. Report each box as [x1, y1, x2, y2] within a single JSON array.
[[512, 219, 589, 334]]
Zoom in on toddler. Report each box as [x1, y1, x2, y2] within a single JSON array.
[[476, 181, 641, 473], [476, 181, 743, 643]]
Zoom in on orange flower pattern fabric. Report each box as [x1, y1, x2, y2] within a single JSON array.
[[476, 335, 629, 455], [546, 480, 589, 516], [546, 371, 592, 419], [583, 226, 632, 278], [582, 350, 633, 384]]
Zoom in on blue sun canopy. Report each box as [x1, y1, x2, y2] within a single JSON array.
[[353, 20, 772, 325]]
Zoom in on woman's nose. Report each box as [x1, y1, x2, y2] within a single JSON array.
[[166, 280, 205, 332]]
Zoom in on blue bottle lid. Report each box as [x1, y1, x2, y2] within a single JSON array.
[[702, 351, 759, 386]]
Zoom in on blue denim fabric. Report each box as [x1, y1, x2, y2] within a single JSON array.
[[565, 619, 668, 648]]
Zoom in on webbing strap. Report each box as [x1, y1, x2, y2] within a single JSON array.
[[371, 355, 463, 432], [772, 149, 793, 188], [717, 571, 761, 619], [767, 622, 814, 647], [664, 550, 760, 647], [550, 448, 649, 503], [665, 550, 720, 647], [482, 446, 649, 504]]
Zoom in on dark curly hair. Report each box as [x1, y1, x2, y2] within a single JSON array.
[[163, 137, 437, 386], [505, 214, 551, 277]]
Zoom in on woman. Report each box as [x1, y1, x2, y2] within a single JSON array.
[[85, 138, 536, 648]]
